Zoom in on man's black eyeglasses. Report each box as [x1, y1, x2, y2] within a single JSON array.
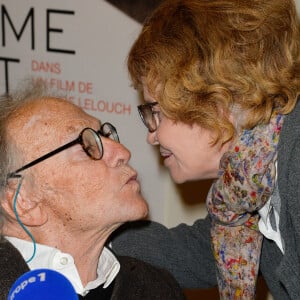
[[8, 122, 119, 179]]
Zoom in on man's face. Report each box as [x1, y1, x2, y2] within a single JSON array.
[[9, 98, 148, 239]]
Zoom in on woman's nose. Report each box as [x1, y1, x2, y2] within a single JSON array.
[[147, 131, 159, 145]]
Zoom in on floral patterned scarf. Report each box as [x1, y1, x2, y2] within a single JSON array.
[[207, 113, 284, 299]]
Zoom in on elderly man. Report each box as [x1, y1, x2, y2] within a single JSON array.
[[0, 84, 185, 300]]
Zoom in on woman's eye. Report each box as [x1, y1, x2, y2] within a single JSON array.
[[152, 110, 162, 121]]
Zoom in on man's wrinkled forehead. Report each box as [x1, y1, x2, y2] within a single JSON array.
[[23, 114, 43, 131], [12, 102, 58, 136], [16, 97, 96, 131], [10, 97, 100, 149]]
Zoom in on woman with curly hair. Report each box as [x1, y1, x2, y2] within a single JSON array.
[[113, 0, 300, 298]]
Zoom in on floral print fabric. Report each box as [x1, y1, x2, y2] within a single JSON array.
[[207, 113, 284, 299]]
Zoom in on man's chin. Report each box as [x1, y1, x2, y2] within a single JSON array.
[[131, 201, 149, 221]]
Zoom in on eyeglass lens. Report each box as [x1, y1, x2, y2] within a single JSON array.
[[138, 103, 158, 132], [82, 123, 119, 160], [101, 123, 120, 142], [82, 129, 103, 159]]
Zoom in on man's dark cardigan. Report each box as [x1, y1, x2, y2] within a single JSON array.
[[0, 240, 185, 300]]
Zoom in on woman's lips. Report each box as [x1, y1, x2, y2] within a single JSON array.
[[160, 148, 172, 159], [160, 150, 173, 167]]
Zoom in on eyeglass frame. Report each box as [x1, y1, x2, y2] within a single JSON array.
[[137, 102, 160, 133], [7, 122, 119, 179]]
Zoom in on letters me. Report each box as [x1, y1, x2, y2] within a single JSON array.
[[0, 5, 76, 93]]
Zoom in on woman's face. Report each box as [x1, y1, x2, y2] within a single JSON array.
[[142, 84, 229, 183]]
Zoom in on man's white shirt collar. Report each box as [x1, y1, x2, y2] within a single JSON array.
[[6, 236, 120, 296]]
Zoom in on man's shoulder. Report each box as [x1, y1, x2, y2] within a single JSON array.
[[0, 239, 29, 273], [0, 239, 29, 299], [114, 255, 185, 299], [117, 255, 175, 279]]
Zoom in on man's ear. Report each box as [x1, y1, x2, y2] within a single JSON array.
[[2, 184, 48, 226]]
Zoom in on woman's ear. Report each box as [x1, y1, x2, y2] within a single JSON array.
[[2, 183, 47, 227]]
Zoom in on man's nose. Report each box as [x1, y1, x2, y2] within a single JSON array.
[[101, 138, 131, 167]]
